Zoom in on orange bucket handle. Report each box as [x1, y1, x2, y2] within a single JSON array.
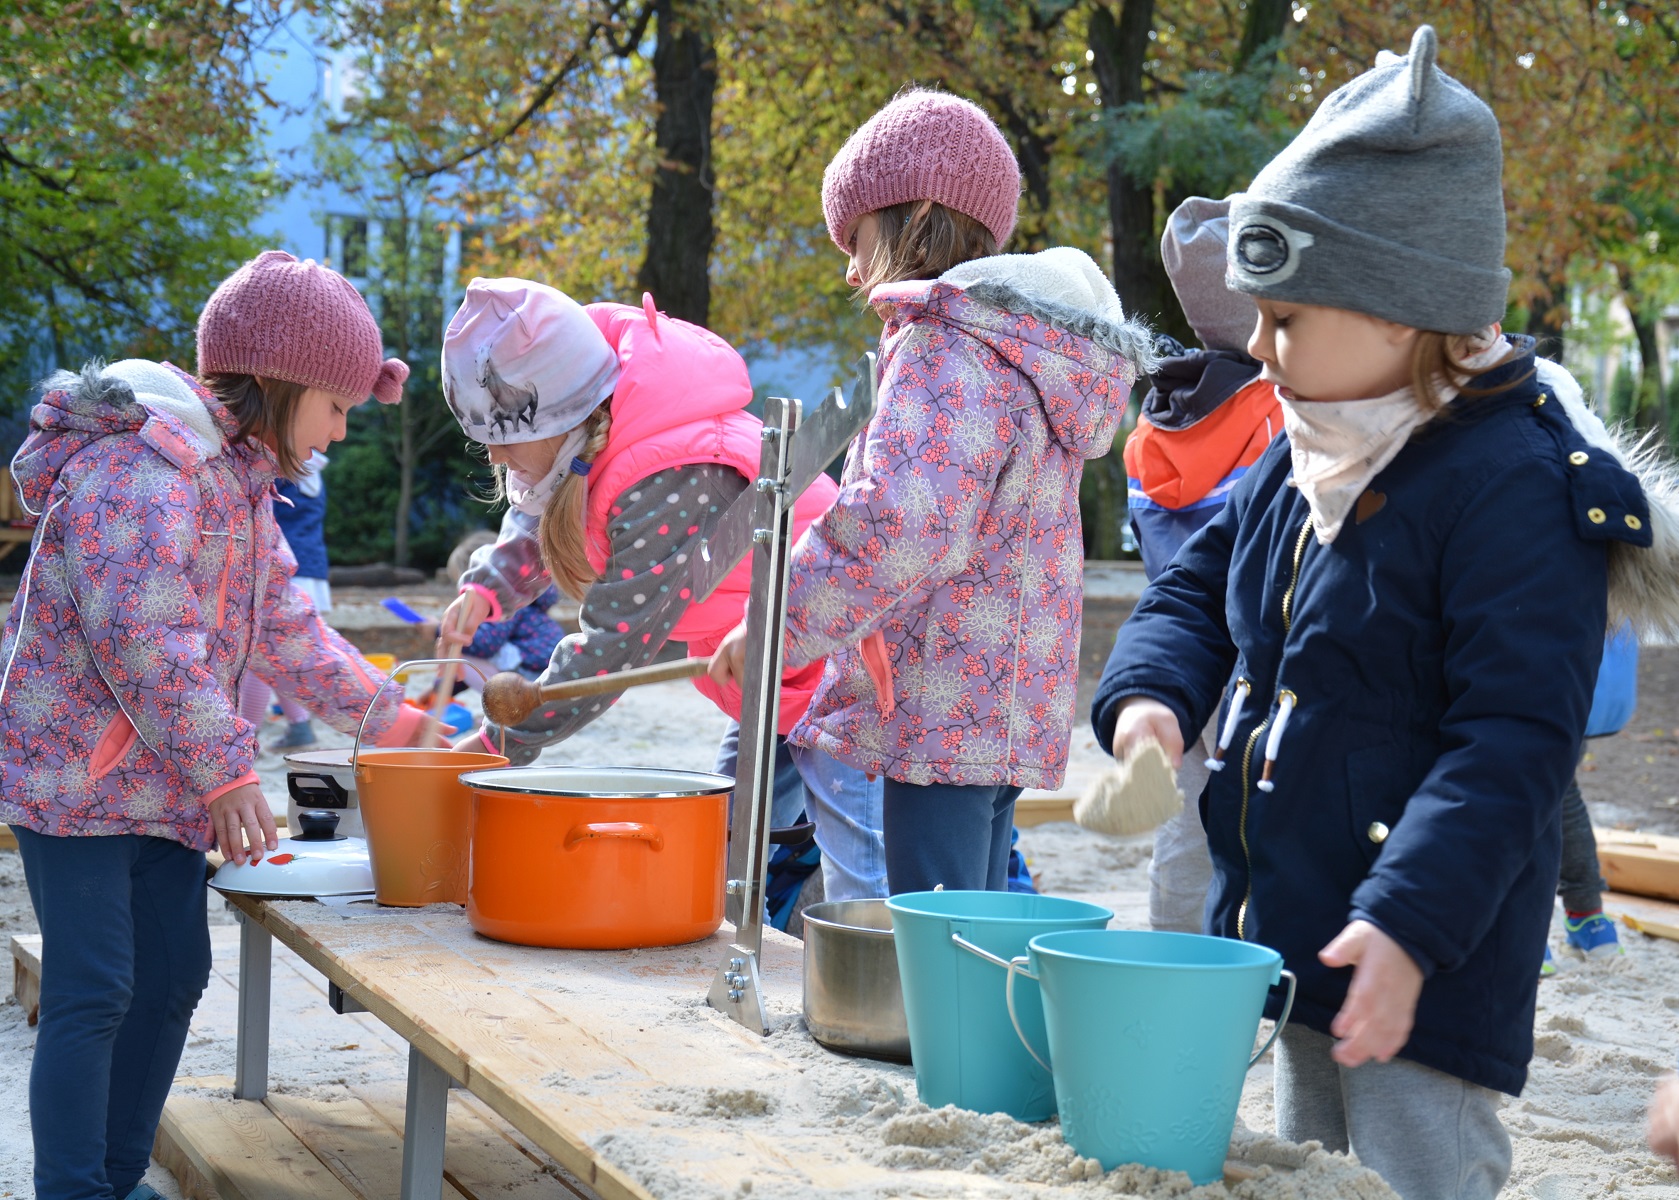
[[351, 657, 504, 772], [564, 821, 665, 853]]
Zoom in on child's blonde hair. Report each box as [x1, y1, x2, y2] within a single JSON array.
[[1413, 332, 1528, 413], [853, 201, 997, 299], [487, 405, 614, 602]]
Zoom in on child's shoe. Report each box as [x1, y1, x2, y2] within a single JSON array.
[[267, 719, 317, 752], [1563, 910, 1623, 958], [1540, 945, 1557, 978]]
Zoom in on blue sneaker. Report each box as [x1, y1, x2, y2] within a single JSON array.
[[1564, 911, 1623, 958], [1540, 945, 1557, 978]]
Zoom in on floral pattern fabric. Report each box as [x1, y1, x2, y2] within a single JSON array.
[[0, 363, 404, 850], [785, 280, 1138, 788]]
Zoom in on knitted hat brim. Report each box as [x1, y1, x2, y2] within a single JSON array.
[[1226, 198, 1510, 335]]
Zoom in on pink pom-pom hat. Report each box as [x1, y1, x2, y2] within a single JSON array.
[[821, 90, 1021, 252], [197, 250, 408, 404]]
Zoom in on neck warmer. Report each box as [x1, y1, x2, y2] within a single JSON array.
[[505, 426, 588, 516], [1281, 328, 1508, 545]]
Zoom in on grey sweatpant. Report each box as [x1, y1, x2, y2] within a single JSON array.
[[1274, 1024, 1512, 1200], [1148, 726, 1215, 934]]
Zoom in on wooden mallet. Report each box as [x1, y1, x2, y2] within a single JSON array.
[[480, 656, 712, 728]]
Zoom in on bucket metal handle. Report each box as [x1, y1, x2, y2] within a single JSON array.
[[949, 932, 1053, 1072], [351, 657, 502, 776], [565, 821, 664, 852], [1249, 968, 1297, 1069]]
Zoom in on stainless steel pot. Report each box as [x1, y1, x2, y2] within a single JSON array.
[[802, 899, 911, 1062]]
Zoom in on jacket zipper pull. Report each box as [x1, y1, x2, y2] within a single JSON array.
[[1256, 689, 1297, 793], [1205, 678, 1252, 772]]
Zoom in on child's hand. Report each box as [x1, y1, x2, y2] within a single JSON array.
[[1650, 1075, 1679, 1165], [1319, 919, 1424, 1067], [1111, 698, 1185, 768], [209, 783, 278, 866], [708, 621, 749, 690], [438, 589, 490, 648]]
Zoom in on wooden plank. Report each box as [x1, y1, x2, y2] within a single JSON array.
[[10, 932, 40, 1025], [262, 1088, 471, 1200], [1013, 796, 1075, 827], [1596, 841, 1679, 903], [0, 825, 16, 852], [1604, 890, 1679, 942], [158, 1086, 365, 1200]]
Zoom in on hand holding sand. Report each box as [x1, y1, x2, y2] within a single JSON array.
[[1075, 737, 1184, 837], [1320, 919, 1424, 1068], [1110, 697, 1185, 767], [209, 782, 277, 866]]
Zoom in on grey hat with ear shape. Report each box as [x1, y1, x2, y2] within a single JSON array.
[[1225, 25, 1511, 335]]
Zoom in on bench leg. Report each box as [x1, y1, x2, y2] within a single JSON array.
[[233, 913, 272, 1101], [400, 1044, 449, 1200]]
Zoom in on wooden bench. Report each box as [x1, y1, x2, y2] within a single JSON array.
[[0, 467, 36, 564]]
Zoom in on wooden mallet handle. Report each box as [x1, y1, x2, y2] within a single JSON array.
[[480, 656, 712, 727]]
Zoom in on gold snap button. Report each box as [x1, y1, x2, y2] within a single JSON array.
[[1626, 514, 1644, 531], [1588, 508, 1607, 525], [1533, 394, 1547, 407], [1367, 822, 1390, 844], [1569, 451, 1589, 465]]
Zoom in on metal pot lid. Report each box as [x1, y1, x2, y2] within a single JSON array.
[[458, 765, 734, 799], [211, 835, 373, 898], [283, 748, 356, 772]]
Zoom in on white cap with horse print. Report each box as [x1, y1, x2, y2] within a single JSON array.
[[441, 277, 620, 445]]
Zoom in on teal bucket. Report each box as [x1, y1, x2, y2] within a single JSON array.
[[887, 890, 1113, 1120], [1007, 930, 1296, 1185]]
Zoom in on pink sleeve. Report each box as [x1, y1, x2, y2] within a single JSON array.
[[462, 582, 504, 624], [374, 702, 431, 748], [201, 770, 261, 806]]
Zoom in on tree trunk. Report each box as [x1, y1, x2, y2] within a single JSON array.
[[1236, 0, 1292, 69], [1524, 274, 1568, 363], [1629, 305, 1665, 435], [996, 102, 1054, 252], [636, 0, 716, 327], [1089, 0, 1173, 333]]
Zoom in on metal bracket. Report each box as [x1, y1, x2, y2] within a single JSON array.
[[328, 980, 368, 1014], [705, 945, 768, 1034]]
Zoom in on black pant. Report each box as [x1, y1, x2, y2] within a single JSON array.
[[1557, 773, 1607, 913]]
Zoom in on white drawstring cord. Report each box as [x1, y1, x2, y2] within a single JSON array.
[[1205, 678, 1252, 772], [1256, 689, 1297, 792]]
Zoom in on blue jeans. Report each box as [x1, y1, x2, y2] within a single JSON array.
[[882, 780, 1021, 894], [713, 724, 887, 902], [13, 827, 213, 1200]]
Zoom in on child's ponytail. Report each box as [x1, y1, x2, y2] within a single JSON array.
[[539, 403, 614, 602]]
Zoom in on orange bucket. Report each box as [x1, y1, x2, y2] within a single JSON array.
[[355, 749, 508, 906]]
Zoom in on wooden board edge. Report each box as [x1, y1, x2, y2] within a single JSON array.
[[1013, 796, 1076, 827], [154, 1117, 226, 1200], [159, 1087, 364, 1200], [10, 932, 41, 1025], [0, 824, 16, 852]]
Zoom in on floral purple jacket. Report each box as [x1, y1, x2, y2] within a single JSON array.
[[0, 361, 414, 850], [784, 249, 1154, 788]]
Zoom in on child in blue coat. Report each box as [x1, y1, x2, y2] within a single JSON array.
[[1094, 28, 1675, 1200]]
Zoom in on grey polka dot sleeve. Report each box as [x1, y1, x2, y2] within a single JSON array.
[[486, 463, 748, 764]]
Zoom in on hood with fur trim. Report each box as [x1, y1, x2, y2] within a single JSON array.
[[1536, 357, 1679, 640]]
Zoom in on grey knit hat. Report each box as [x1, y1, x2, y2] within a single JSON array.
[[1226, 26, 1510, 334], [1162, 196, 1259, 353]]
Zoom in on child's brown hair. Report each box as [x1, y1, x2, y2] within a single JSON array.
[[853, 200, 996, 299], [1412, 333, 1529, 413], [198, 373, 311, 479]]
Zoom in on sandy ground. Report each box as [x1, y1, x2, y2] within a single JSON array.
[[1, 669, 1677, 1196]]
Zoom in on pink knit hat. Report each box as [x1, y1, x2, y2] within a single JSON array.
[[197, 250, 408, 404], [821, 90, 1020, 252]]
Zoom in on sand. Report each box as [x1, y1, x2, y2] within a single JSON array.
[[1, 680, 1677, 1196]]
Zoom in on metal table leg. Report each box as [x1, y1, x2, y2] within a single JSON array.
[[233, 911, 272, 1101], [400, 1044, 449, 1200]]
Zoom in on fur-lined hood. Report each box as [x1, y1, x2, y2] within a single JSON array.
[[1536, 357, 1679, 641]]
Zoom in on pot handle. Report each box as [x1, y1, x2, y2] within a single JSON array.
[[1249, 968, 1298, 1070], [564, 821, 665, 852], [287, 772, 348, 809]]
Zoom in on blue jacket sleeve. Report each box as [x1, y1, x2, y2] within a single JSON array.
[[1089, 449, 1271, 755], [1348, 456, 1606, 978]]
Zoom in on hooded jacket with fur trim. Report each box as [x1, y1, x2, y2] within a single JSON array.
[[784, 248, 1154, 788], [1092, 340, 1679, 1096], [0, 361, 416, 850]]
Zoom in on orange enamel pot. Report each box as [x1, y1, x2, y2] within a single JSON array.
[[458, 766, 731, 949], [355, 749, 509, 906]]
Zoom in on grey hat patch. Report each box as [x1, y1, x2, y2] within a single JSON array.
[[1231, 217, 1317, 286]]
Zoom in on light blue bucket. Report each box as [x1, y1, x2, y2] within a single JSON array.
[[887, 891, 1113, 1120], [1004, 930, 1296, 1185]]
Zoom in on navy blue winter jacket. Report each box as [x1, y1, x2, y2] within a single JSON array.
[[274, 476, 329, 580], [1093, 342, 1651, 1095]]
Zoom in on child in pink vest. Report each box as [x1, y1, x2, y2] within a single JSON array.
[[713, 91, 1154, 893], [0, 251, 428, 1200], [437, 281, 886, 901]]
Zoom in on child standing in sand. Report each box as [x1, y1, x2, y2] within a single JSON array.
[[435, 278, 888, 902], [1093, 29, 1677, 1199], [0, 250, 432, 1200], [713, 89, 1154, 894]]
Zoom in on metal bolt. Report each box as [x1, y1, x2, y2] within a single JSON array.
[[756, 477, 778, 493], [726, 879, 745, 895], [752, 529, 773, 544], [728, 988, 743, 1002], [729, 957, 744, 970], [760, 427, 778, 442]]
